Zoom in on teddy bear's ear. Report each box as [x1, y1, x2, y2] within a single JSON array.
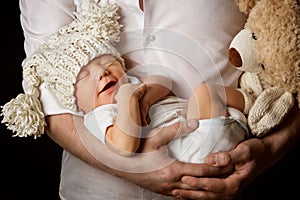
[[234, 0, 259, 14]]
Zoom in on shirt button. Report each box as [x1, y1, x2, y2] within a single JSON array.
[[145, 34, 156, 43]]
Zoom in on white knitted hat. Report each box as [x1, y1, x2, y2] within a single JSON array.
[[1, 0, 123, 138]]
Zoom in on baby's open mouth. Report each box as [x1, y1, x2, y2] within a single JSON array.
[[101, 81, 116, 93]]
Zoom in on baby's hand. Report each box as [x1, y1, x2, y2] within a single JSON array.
[[116, 83, 146, 103]]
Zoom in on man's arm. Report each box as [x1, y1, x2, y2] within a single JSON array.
[[46, 114, 116, 174], [46, 114, 230, 196]]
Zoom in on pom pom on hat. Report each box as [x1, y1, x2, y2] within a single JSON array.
[[1, 93, 45, 139], [1, 0, 123, 138]]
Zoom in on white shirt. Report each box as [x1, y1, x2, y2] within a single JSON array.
[[20, 0, 246, 199]]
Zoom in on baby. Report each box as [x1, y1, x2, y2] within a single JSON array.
[[75, 54, 249, 162]]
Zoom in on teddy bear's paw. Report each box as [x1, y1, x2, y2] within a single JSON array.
[[239, 72, 264, 97], [248, 87, 294, 137]]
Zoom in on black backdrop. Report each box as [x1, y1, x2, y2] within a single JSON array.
[[0, 1, 62, 199], [1, 1, 300, 200]]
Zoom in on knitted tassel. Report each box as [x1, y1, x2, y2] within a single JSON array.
[[1, 93, 46, 139]]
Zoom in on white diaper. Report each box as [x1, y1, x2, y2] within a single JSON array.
[[148, 97, 249, 163], [167, 115, 248, 163]]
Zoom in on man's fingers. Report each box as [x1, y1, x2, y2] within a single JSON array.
[[180, 162, 233, 178], [172, 172, 243, 200], [205, 151, 232, 167], [205, 138, 259, 167]]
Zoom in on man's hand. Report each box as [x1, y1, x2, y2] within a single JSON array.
[[172, 105, 300, 199], [115, 119, 234, 196], [172, 138, 264, 199], [45, 112, 235, 198]]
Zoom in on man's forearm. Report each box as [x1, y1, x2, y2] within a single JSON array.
[[45, 113, 206, 196], [45, 114, 117, 176], [261, 104, 300, 164]]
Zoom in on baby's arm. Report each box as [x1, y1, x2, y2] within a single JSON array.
[[187, 83, 245, 119], [139, 75, 173, 125], [106, 83, 146, 156]]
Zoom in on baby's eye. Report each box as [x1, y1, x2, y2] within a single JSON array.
[[95, 67, 106, 75], [98, 56, 119, 68], [100, 61, 115, 69], [76, 71, 89, 82], [252, 32, 257, 40]]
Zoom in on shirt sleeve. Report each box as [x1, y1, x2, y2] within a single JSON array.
[[20, 0, 76, 56], [84, 104, 118, 144]]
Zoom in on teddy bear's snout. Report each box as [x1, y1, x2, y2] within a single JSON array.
[[228, 48, 242, 68]]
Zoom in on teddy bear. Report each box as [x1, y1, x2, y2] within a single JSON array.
[[228, 0, 300, 137]]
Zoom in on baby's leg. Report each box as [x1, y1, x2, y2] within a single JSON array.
[[187, 84, 228, 120]]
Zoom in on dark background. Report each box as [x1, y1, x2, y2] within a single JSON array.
[[1, 1, 300, 200], [0, 2, 62, 199]]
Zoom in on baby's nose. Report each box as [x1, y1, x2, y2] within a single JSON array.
[[99, 69, 109, 80]]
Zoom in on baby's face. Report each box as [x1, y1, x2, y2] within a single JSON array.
[[75, 55, 128, 113]]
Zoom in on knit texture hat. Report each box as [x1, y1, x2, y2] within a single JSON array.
[[1, 0, 123, 138]]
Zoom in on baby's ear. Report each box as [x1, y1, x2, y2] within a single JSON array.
[[234, 0, 258, 14]]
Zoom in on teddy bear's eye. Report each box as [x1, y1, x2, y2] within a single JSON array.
[[260, 63, 265, 70], [252, 32, 257, 40]]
